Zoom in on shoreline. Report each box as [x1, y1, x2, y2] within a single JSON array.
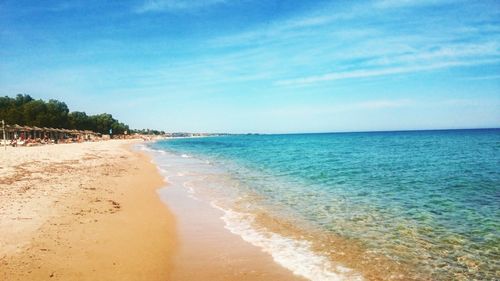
[[138, 143, 309, 281], [154, 166, 308, 281], [1, 140, 309, 281], [144, 140, 415, 281], [0, 140, 176, 280]]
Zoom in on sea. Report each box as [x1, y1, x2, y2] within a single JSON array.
[[145, 129, 499, 280]]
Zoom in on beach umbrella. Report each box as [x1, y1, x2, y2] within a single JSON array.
[[22, 126, 33, 138], [12, 125, 29, 139], [12, 124, 24, 130], [62, 129, 72, 139], [42, 127, 51, 136], [32, 126, 42, 138], [40, 127, 50, 139], [7, 125, 13, 139], [51, 128, 63, 140]]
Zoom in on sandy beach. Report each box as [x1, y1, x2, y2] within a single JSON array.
[[0, 140, 306, 281], [0, 140, 176, 280]]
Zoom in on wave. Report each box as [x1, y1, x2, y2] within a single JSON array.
[[212, 203, 363, 281], [143, 142, 364, 281], [137, 144, 167, 155]]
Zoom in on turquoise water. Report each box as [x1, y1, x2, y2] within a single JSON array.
[[151, 129, 500, 280]]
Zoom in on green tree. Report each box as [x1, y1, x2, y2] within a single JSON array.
[[69, 111, 91, 130], [46, 99, 69, 128], [23, 100, 47, 127], [0, 94, 153, 135]]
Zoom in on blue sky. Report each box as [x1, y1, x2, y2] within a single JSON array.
[[1, 0, 499, 133]]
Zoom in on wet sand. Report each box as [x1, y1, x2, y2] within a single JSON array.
[[157, 181, 307, 281]]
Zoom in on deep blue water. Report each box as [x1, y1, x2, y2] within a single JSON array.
[[152, 129, 500, 279]]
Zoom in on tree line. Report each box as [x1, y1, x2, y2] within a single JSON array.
[[0, 94, 147, 135]]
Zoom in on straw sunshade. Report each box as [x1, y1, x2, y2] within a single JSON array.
[[12, 124, 24, 130]]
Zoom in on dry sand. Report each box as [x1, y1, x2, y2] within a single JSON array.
[[0, 140, 175, 280]]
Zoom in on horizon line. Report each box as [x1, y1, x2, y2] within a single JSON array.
[[171, 127, 500, 136]]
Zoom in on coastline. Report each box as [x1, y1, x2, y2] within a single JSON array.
[[155, 168, 308, 281], [145, 139, 415, 280], [4, 133, 493, 280], [0, 140, 176, 280], [1, 140, 308, 281], [139, 142, 309, 281]]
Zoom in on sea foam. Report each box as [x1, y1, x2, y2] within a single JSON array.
[[144, 143, 364, 281], [212, 203, 364, 281]]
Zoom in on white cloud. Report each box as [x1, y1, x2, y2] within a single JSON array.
[[209, 9, 360, 48], [275, 59, 500, 86], [464, 75, 500, 81], [269, 99, 415, 117], [375, 0, 455, 9], [135, 0, 227, 13], [356, 99, 414, 109]]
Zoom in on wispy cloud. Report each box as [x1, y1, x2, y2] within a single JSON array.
[[135, 0, 227, 13], [1, 0, 498, 131], [124, 0, 500, 92], [464, 75, 500, 81], [375, 0, 455, 9], [275, 59, 500, 86], [269, 99, 415, 117], [356, 99, 414, 109]]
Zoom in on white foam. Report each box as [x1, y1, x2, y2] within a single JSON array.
[[136, 144, 152, 152], [182, 182, 196, 194], [187, 194, 201, 201], [211, 203, 364, 281], [137, 144, 167, 155], [142, 143, 362, 280], [157, 167, 168, 174]]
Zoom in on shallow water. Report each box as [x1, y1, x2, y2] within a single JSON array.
[[149, 129, 500, 280]]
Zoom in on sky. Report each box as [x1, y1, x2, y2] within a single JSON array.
[[1, 0, 499, 133]]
